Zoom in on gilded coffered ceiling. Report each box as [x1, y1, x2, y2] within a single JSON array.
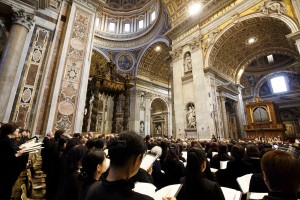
[[137, 42, 171, 85], [162, 0, 209, 27], [208, 17, 298, 81], [151, 98, 168, 113]]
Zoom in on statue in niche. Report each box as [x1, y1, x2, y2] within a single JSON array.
[[259, 0, 287, 15], [156, 125, 162, 134], [140, 92, 145, 108], [186, 103, 196, 128], [183, 52, 192, 73], [140, 121, 145, 133]]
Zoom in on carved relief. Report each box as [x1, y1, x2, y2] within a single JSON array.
[[258, 0, 287, 15], [12, 27, 51, 128], [188, 36, 202, 51], [170, 46, 183, 60], [54, 8, 92, 133], [203, 28, 221, 52], [12, 8, 35, 30]]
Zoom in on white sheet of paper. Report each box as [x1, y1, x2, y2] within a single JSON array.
[[140, 154, 157, 171], [236, 173, 253, 194], [247, 192, 267, 200], [221, 187, 242, 200], [220, 161, 229, 169]]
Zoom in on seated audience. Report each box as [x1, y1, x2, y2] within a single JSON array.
[[177, 147, 225, 200], [211, 143, 233, 169]]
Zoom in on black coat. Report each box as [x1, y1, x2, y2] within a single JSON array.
[[86, 172, 153, 200], [177, 176, 225, 200]]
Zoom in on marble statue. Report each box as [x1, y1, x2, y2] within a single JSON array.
[[184, 52, 192, 72], [187, 106, 196, 128], [259, 0, 287, 15]]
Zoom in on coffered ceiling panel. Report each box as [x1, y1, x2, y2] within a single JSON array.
[[137, 42, 171, 84]]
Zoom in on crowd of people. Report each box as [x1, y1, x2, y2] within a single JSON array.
[[1, 122, 300, 200]]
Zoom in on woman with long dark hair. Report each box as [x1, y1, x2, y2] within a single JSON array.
[[78, 149, 107, 200], [177, 147, 225, 200]]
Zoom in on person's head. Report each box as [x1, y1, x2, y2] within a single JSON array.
[[231, 144, 245, 160], [0, 123, 19, 138], [66, 145, 88, 172], [81, 149, 106, 180], [165, 143, 180, 161], [246, 144, 259, 158], [54, 129, 65, 141], [261, 150, 300, 192], [218, 143, 228, 154], [88, 132, 94, 138], [151, 146, 162, 157], [46, 132, 54, 139], [186, 147, 207, 180], [107, 131, 146, 179]]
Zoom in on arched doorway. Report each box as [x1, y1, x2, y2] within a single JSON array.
[[150, 98, 168, 137]]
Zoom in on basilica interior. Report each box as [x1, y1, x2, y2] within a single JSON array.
[[1, 0, 300, 140]]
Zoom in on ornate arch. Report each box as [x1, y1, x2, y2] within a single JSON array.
[[204, 13, 299, 83]]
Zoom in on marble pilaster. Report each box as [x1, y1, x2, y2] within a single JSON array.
[[46, 0, 96, 133], [0, 9, 34, 122], [219, 96, 229, 139]]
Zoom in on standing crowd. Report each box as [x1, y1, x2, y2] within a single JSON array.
[[1, 122, 300, 200]]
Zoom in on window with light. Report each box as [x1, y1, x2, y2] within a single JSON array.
[[108, 22, 116, 32], [95, 17, 100, 27], [151, 11, 156, 22], [124, 23, 130, 32], [270, 76, 287, 93], [138, 20, 144, 29]]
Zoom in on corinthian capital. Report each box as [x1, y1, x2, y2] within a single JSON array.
[[12, 9, 35, 30]]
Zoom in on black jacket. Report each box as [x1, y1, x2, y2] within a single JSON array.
[[86, 172, 154, 200], [177, 176, 225, 200]]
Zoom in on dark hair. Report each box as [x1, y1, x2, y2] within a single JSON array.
[[186, 148, 207, 190], [94, 138, 104, 149], [107, 131, 146, 167], [231, 144, 245, 160], [246, 144, 259, 158], [81, 149, 105, 179], [0, 123, 19, 137], [165, 143, 180, 162], [54, 129, 65, 140], [261, 150, 300, 192], [66, 145, 88, 172]]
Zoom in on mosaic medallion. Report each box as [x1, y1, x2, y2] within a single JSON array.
[[116, 53, 134, 71]]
